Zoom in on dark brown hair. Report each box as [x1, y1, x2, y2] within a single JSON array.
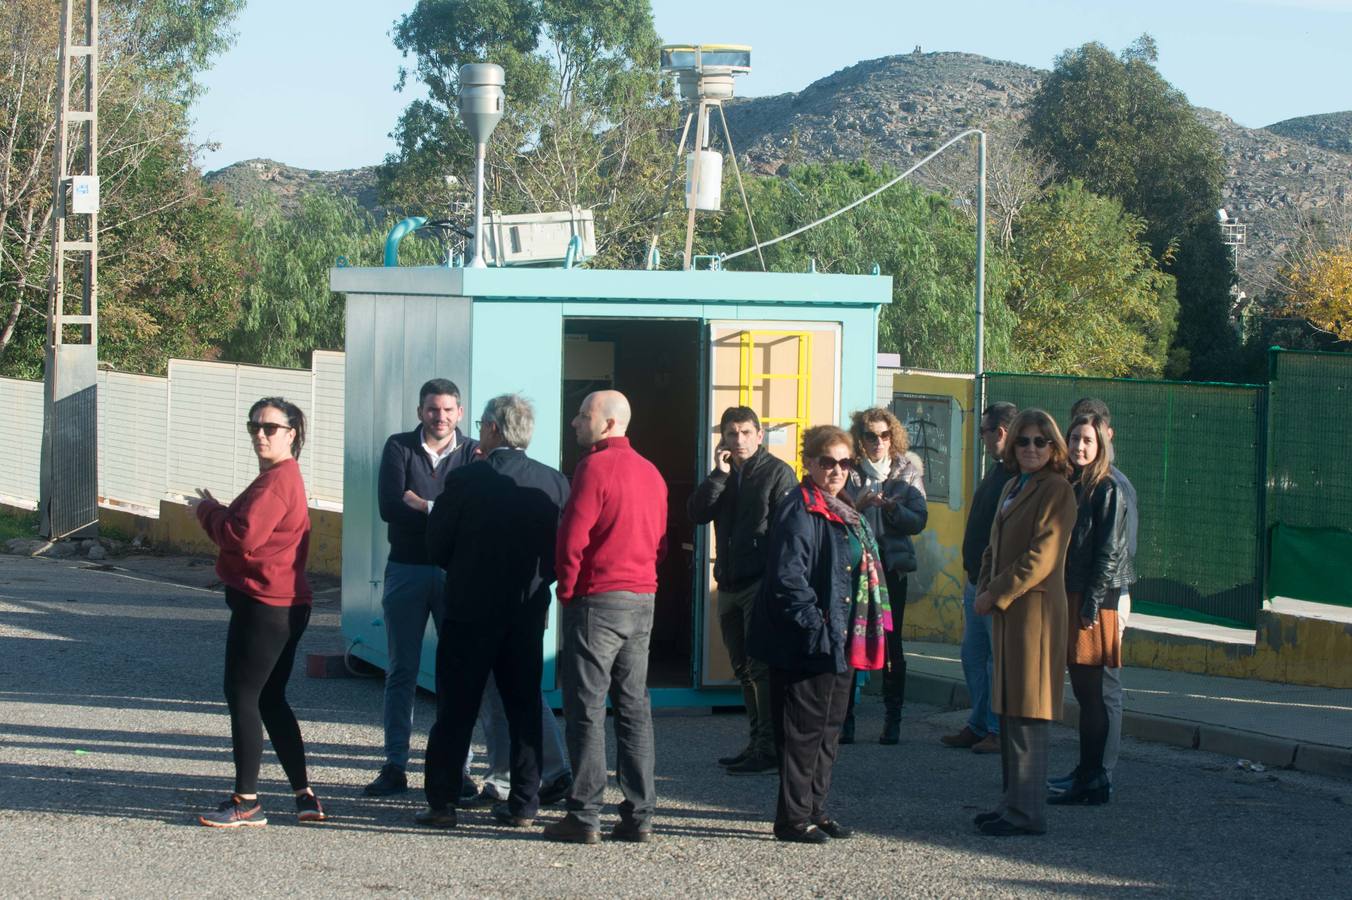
[[849, 406, 910, 460], [801, 424, 852, 463], [1068, 414, 1113, 495], [1001, 408, 1070, 477]]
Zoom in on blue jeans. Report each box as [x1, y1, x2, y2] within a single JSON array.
[[961, 581, 998, 737], [479, 672, 571, 797], [560, 595, 656, 829], [380, 561, 469, 773]]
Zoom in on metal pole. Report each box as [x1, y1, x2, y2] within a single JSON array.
[[469, 144, 487, 268], [973, 130, 987, 494], [682, 101, 709, 270]]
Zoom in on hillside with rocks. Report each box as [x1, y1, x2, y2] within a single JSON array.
[[204, 158, 383, 219], [1265, 111, 1352, 155]]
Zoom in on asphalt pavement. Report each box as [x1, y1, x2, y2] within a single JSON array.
[[1, 553, 1349, 898]]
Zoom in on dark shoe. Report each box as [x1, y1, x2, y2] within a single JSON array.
[[727, 752, 778, 776], [972, 810, 1002, 827], [413, 805, 457, 828], [543, 813, 600, 845], [971, 733, 1001, 754], [610, 820, 654, 843], [491, 802, 534, 827], [198, 795, 267, 828], [718, 748, 751, 767], [462, 784, 506, 808], [363, 764, 408, 797], [295, 792, 328, 823], [879, 710, 901, 745], [839, 715, 855, 745], [814, 818, 853, 839], [941, 726, 982, 748], [1048, 771, 1111, 806], [978, 817, 1044, 836], [774, 823, 830, 844], [459, 777, 479, 803], [539, 773, 573, 806]]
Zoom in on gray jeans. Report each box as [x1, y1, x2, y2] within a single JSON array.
[[559, 594, 656, 829], [1102, 592, 1131, 781]]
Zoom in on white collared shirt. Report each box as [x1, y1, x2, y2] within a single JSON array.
[[420, 428, 458, 513]]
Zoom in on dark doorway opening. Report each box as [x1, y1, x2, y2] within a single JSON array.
[[561, 318, 701, 688]]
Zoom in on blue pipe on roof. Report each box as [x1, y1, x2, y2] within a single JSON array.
[[384, 217, 427, 267]]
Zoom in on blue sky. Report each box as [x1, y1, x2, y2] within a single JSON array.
[[190, 0, 1352, 173]]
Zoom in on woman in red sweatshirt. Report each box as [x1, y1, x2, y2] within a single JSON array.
[[189, 397, 325, 828]]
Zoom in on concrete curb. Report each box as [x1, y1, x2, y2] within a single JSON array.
[[904, 671, 1352, 782]]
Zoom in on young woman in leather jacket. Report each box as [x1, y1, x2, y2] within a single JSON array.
[[1052, 413, 1135, 806]]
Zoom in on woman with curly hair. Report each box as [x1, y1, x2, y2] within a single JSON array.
[[841, 407, 927, 745], [972, 408, 1076, 837], [750, 425, 890, 845]]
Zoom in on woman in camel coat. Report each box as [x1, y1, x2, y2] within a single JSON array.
[[972, 408, 1077, 837]]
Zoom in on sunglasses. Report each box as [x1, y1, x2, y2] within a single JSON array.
[[815, 456, 853, 471], [861, 430, 891, 443], [246, 421, 294, 437], [1015, 435, 1051, 449]]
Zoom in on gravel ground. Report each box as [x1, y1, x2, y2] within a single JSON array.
[[1, 554, 1349, 898]]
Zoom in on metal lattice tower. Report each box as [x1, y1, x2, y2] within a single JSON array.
[[40, 0, 100, 539]]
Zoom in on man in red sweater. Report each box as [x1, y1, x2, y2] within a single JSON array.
[[545, 390, 668, 845]]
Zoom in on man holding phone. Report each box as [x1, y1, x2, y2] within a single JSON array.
[[689, 407, 797, 776]]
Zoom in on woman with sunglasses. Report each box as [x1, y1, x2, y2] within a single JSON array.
[[1050, 413, 1134, 806], [841, 407, 927, 745], [972, 409, 1076, 837], [750, 425, 890, 845], [188, 397, 326, 827]]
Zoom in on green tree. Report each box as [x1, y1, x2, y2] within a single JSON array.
[[0, 0, 246, 377], [710, 161, 1018, 372], [222, 191, 405, 369], [1007, 181, 1177, 377], [381, 0, 674, 268], [1026, 37, 1234, 379]]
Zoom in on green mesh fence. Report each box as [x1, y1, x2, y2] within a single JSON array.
[[1266, 350, 1352, 606], [983, 373, 1267, 628]]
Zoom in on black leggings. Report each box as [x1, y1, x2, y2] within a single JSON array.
[[844, 573, 908, 719], [1068, 663, 1108, 776], [223, 588, 311, 795]]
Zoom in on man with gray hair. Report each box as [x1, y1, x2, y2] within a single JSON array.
[[418, 393, 571, 829]]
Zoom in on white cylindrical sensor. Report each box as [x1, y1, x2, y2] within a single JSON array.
[[685, 150, 723, 211]]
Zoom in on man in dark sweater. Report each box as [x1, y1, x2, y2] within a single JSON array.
[[545, 390, 668, 845], [688, 406, 797, 775], [364, 379, 479, 797], [941, 401, 1017, 754]]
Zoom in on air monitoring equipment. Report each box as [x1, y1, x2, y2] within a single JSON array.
[[659, 44, 764, 270], [458, 63, 505, 268]]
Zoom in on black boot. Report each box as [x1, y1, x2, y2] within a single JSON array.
[[1048, 768, 1111, 805], [879, 708, 901, 745]]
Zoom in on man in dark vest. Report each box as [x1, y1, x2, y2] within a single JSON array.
[[689, 406, 797, 775]]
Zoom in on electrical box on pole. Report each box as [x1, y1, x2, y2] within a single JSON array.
[[40, 0, 100, 540]]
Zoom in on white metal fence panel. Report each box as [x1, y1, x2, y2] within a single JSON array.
[[97, 371, 168, 510], [167, 360, 244, 502], [311, 351, 345, 504], [0, 377, 43, 506]]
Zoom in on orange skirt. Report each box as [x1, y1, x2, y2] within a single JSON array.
[[1067, 591, 1122, 668]]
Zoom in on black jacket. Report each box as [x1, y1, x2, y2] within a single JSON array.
[[425, 448, 570, 624], [379, 426, 478, 565], [1065, 473, 1136, 621], [748, 486, 855, 675], [962, 460, 1015, 583], [843, 455, 927, 574], [687, 446, 798, 591]]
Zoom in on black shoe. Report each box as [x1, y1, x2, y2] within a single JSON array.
[[539, 773, 573, 806], [413, 805, 457, 828], [1046, 767, 1079, 794], [774, 823, 830, 844], [459, 777, 479, 803], [610, 820, 654, 843], [814, 818, 852, 839], [363, 764, 408, 797], [972, 810, 1002, 827], [879, 710, 901, 745], [1048, 770, 1111, 806], [727, 752, 778, 776], [718, 748, 751, 767], [295, 792, 328, 823], [491, 802, 534, 827], [462, 785, 505, 808], [839, 716, 855, 745], [543, 812, 600, 845], [978, 817, 1044, 837]]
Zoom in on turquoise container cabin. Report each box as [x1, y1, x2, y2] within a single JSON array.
[[329, 264, 892, 707]]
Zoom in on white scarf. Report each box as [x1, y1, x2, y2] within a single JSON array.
[[859, 453, 892, 484]]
